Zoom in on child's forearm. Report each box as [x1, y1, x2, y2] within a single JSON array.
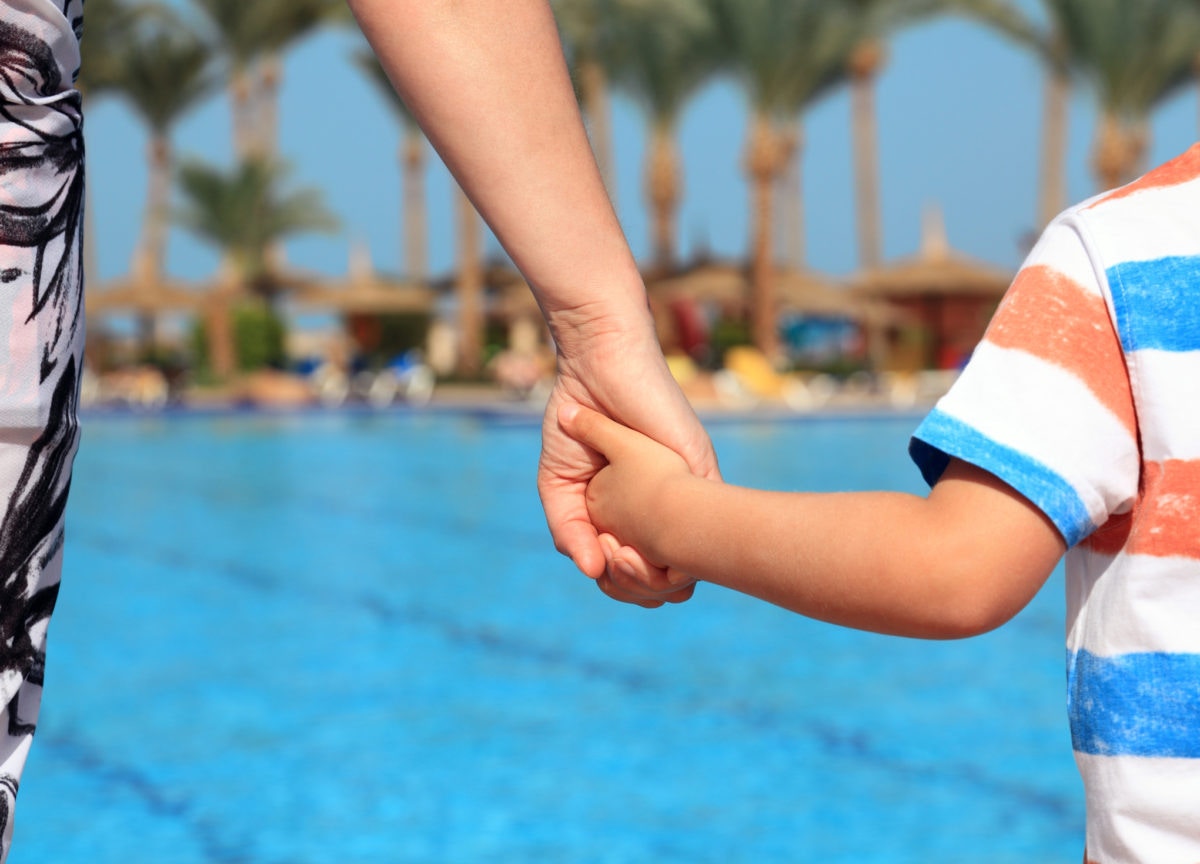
[[644, 462, 1065, 639]]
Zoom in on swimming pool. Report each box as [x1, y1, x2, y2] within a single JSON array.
[[11, 408, 1082, 863]]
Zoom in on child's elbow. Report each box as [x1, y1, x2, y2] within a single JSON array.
[[921, 559, 1048, 640], [933, 594, 1020, 639]]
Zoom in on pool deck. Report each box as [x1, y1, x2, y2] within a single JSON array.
[[80, 367, 949, 424]]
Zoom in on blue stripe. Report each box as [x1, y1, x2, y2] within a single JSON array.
[[909, 409, 1094, 546], [1069, 649, 1200, 758], [1106, 255, 1200, 352]]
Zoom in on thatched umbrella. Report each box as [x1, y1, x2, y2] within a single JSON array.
[[775, 266, 888, 321], [851, 207, 1012, 370], [85, 277, 207, 316], [646, 259, 747, 307], [284, 244, 435, 316]]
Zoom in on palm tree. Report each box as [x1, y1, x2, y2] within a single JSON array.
[[843, 0, 997, 267], [353, 50, 428, 281], [175, 156, 338, 376], [190, 0, 341, 158], [111, 13, 216, 291], [252, 0, 346, 156], [348, 52, 482, 374], [1069, 0, 1200, 189], [706, 0, 863, 358], [608, 0, 718, 272], [550, 0, 622, 201], [454, 189, 485, 377], [78, 0, 141, 292], [972, 0, 1200, 218], [176, 156, 337, 288], [78, 0, 138, 97]]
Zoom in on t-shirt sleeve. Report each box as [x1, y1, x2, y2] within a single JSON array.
[[909, 214, 1140, 547]]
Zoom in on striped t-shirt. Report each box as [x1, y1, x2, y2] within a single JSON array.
[[911, 143, 1200, 863]]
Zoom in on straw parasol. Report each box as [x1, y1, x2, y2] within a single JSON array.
[[85, 276, 208, 315], [284, 242, 435, 315], [645, 259, 748, 306], [851, 206, 1011, 298], [775, 266, 893, 323]]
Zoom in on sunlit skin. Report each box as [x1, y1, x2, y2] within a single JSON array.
[[562, 404, 1067, 638], [346, 0, 720, 604]]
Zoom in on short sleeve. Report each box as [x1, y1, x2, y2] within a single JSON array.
[[909, 214, 1140, 547]]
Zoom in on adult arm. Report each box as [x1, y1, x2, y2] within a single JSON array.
[[346, 0, 720, 602], [563, 405, 1066, 638]]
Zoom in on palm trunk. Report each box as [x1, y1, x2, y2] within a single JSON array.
[[256, 57, 289, 274], [257, 55, 282, 157], [1092, 111, 1135, 192], [133, 134, 172, 351], [850, 42, 884, 270], [1128, 120, 1149, 179], [135, 134, 171, 283], [580, 58, 616, 207], [745, 111, 780, 360], [402, 121, 428, 280], [206, 259, 240, 380], [230, 66, 255, 160], [455, 186, 484, 377], [1037, 69, 1069, 228], [776, 120, 804, 270], [645, 121, 680, 274]]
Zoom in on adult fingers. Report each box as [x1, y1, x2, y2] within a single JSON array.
[[538, 473, 606, 579]]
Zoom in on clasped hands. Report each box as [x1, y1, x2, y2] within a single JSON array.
[[536, 334, 719, 607]]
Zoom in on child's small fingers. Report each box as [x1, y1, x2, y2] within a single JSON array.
[[661, 582, 696, 604], [558, 403, 633, 459], [595, 573, 665, 609], [598, 532, 620, 564], [608, 548, 678, 596]]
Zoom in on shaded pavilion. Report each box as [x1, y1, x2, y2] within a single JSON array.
[[282, 244, 436, 362], [646, 259, 883, 363], [851, 208, 1013, 371]]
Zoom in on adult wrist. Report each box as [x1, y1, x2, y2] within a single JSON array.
[[532, 265, 656, 360]]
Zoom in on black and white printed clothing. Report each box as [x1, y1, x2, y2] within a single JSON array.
[[0, 0, 85, 858]]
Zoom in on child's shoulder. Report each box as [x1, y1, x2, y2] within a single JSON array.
[[1038, 143, 1200, 276]]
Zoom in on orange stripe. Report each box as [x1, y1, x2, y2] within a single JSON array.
[[1088, 143, 1200, 208], [1129, 460, 1200, 559], [1083, 460, 1200, 559], [1082, 509, 1132, 556], [984, 264, 1136, 436]]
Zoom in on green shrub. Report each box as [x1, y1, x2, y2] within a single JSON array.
[[233, 303, 286, 371]]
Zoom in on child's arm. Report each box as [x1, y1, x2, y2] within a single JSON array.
[[560, 404, 1067, 639]]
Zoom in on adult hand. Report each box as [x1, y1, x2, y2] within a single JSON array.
[[538, 324, 719, 607]]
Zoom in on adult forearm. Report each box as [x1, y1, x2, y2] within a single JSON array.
[[347, 0, 650, 346]]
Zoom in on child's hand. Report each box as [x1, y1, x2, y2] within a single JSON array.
[[559, 403, 695, 603]]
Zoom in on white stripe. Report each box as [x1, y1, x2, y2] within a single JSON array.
[[1020, 217, 1103, 290], [1077, 178, 1200, 267], [937, 342, 1138, 529], [1067, 551, 1200, 657], [1075, 751, 1200, 863], [1124, 348, 1200, 461]]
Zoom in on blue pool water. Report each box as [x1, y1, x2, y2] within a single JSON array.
[[12, 408, 1083, 863]]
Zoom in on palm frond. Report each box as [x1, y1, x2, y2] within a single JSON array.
[[176, 157, 338, 282]]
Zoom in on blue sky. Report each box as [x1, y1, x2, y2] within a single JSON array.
[[84, 5, 1200, 289]]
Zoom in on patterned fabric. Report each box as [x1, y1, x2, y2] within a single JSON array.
[[911, 143, 1200, 863], [0, 0, 85, 859]]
